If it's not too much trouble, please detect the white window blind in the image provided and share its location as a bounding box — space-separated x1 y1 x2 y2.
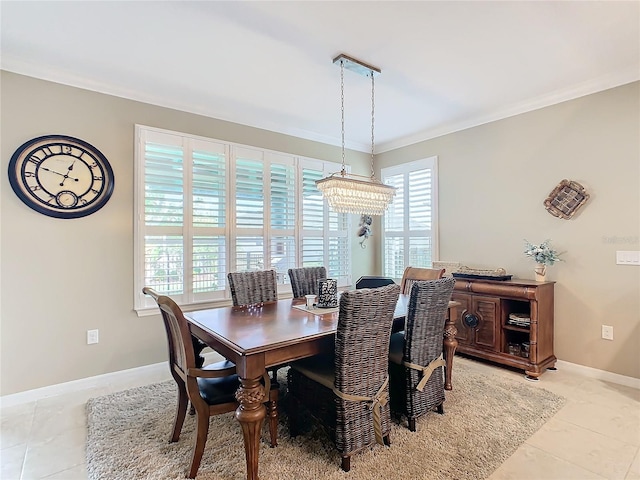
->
134 125 351 312
381 157 438 280
299 159 351 286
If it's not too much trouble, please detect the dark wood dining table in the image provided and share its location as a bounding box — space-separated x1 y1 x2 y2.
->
186 295 459 480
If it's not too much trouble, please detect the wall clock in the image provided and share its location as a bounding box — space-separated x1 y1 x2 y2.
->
8 135 115 219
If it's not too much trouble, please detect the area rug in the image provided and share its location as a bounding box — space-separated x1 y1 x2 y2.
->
86 359 565 480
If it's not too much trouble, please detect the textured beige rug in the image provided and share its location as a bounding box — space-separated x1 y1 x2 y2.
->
86 359 564 480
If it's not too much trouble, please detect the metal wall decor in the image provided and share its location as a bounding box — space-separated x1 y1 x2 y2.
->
543 179 590 219
357 214 372 248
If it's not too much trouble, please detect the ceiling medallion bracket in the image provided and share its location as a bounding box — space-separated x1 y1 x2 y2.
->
332 54 381 78
317 53 395 216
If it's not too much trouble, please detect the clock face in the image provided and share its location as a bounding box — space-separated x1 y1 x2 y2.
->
8 135 115 219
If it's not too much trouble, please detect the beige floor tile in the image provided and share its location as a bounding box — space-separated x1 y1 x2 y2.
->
489 443 607 480
0 403 35 450
21 426 86 480
525 368 586 400
1 442 27 480
555 398 640 446
572 378 640 408
36 387 111 410
41 463 87 480
627 448 640 480
29 399 91 442
527 417 638 479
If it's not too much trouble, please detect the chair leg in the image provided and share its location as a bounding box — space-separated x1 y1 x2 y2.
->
341 455 351 472
436 403 445 415
288 396 300 437
383 434 391 446
187 411 209 479
170 382 188 443
266 390 278 447
408 417 416 432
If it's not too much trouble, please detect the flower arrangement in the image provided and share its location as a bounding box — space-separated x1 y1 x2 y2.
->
524 239 562 266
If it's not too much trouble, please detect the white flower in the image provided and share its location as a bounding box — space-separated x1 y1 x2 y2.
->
524 239 562 266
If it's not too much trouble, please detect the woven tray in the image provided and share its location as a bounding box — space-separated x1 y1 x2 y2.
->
452 273 512 281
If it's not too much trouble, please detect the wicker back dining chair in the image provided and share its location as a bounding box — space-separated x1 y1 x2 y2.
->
388 277 456 432
399 266 445 295
142 287 279 478
287 283 401 472
287 266 327 298
226 268 282 438
227 269 279 306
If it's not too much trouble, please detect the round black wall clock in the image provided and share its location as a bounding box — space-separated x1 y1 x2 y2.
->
8 135 115 219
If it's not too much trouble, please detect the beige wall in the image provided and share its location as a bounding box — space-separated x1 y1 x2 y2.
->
376 81 640 379
2 73 638 395
0 72 373 395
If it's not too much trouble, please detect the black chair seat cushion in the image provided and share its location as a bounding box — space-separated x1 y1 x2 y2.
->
197 360 240 405
289 354 335 390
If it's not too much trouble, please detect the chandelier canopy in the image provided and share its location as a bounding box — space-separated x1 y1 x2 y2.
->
316 54 396 216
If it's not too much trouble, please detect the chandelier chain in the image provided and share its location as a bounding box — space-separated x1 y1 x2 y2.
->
315 54 396 216
370 72 375 180
340 61 346 175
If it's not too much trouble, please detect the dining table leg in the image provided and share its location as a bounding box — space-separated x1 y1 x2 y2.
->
443 304 459 390
235 375 266 480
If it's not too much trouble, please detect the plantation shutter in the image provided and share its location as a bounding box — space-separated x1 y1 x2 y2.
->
382 157 438 279
269 152 296 283
233 146 265 272
142 131 186 304
191 139 227 299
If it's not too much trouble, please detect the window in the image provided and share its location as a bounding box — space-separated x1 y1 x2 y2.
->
381 157 438 279
134 126 351 313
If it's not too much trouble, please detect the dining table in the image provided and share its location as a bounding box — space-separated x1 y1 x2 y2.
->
185 294 460 480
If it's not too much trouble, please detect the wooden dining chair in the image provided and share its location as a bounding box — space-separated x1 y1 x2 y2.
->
142 287 279 478
287 284 401 472
287 266 327 298
387 277 456 432
399 266 445 295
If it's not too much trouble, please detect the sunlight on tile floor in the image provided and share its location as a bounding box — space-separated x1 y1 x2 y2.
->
1 355 638 480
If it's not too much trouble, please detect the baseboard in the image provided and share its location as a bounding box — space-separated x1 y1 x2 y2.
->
0 350 226 409
2 354 637 409
556 359 640 389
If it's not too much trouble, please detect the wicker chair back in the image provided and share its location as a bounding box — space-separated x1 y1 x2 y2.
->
287 266 327 298
227 269 278 306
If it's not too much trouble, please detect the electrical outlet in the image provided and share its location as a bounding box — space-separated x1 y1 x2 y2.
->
601 325 613 341
87 329 99 344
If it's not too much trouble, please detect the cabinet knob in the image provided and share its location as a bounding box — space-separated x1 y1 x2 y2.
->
463 312 479 328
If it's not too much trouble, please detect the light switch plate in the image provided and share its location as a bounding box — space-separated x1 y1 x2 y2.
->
616 251 640 265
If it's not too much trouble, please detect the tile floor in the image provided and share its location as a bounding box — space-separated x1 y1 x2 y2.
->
1 355 639 480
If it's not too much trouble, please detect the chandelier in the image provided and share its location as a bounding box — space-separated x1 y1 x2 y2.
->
316 54 396 216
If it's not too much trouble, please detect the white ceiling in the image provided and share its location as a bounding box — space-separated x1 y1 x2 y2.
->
1 1 638 153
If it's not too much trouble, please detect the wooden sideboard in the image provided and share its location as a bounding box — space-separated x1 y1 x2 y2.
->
451 278 556 380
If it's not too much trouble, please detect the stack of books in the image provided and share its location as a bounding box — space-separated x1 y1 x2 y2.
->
507 312 531 327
